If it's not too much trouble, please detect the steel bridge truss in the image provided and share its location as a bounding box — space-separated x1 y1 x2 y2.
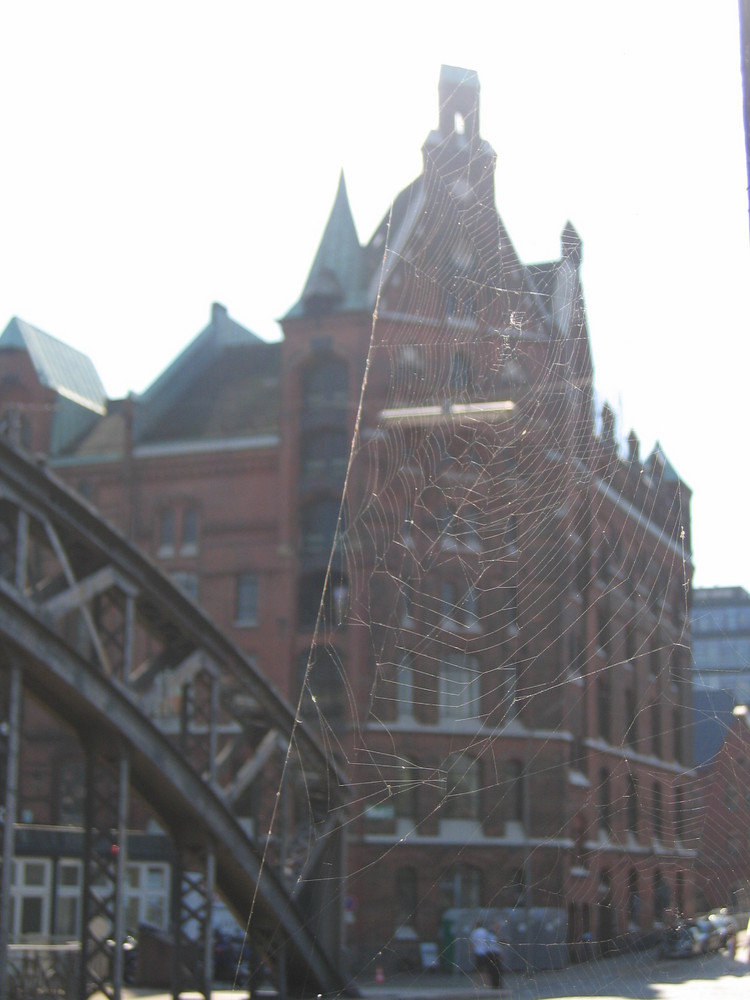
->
0 438 352 1000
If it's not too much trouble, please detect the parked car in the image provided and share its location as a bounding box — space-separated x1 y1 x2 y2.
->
213 930 251 982
688 917 721 954
706 910 737 948
661 924 702 959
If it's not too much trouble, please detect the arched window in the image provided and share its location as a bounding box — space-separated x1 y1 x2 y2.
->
395 866 418 930
675 872 685 914
654 869 670 922
440 864 482 909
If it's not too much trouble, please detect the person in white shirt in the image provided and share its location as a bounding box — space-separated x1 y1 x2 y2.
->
470 919 502 989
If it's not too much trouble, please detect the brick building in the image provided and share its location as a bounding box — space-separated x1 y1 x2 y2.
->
0 66 696 966
693 710 750 912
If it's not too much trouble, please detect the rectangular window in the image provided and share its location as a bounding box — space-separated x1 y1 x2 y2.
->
157 508 175 557
181 507 199 555
235 573 259 626
441 581 458 629
402 578 414 625
55 860 82 939
462 586 480 629
395 867 418 928
649 636 661 677
651 700 662 756
125 862 170 933
507 760 524 822
441 504 481 551
396 653 414 720
9 858 51 940
439 654 481 721
501 664 518 721
444 753 481 819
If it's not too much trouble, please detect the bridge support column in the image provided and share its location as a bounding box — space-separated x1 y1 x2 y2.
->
0 659 22 1000
171 839 216 999
79 738 130 1000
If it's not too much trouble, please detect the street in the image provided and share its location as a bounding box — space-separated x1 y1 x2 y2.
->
122 944 750 1000
356 944 750 1000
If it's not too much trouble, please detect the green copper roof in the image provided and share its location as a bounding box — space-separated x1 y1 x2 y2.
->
285 172 369 318
0 316 106 413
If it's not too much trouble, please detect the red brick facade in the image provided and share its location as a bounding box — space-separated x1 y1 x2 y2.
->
694 715 750 912
0 67 697 967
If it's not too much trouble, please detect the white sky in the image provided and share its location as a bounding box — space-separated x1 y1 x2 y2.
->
1 1 748 593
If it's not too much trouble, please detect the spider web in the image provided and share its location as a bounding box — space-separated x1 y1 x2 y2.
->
288 67 748 995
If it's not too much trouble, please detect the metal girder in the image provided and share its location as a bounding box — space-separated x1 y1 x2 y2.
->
223 728 283 805
0 657 21 1000
80 740 130 1000
171 841 216 999
0 437 353 999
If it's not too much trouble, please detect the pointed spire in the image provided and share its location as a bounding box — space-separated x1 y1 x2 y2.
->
561 221 583 268
290 172 365 318
646 441 681 483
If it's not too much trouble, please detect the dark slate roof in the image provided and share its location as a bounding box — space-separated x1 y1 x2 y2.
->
0 316 106 413
139 340 281 445
285 173 368 319
135 303 265 442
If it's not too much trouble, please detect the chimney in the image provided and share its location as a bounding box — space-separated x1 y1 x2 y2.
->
211 302 228 327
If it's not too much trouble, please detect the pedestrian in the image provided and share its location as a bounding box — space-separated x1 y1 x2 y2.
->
489 920 505 990
470 919 501 990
